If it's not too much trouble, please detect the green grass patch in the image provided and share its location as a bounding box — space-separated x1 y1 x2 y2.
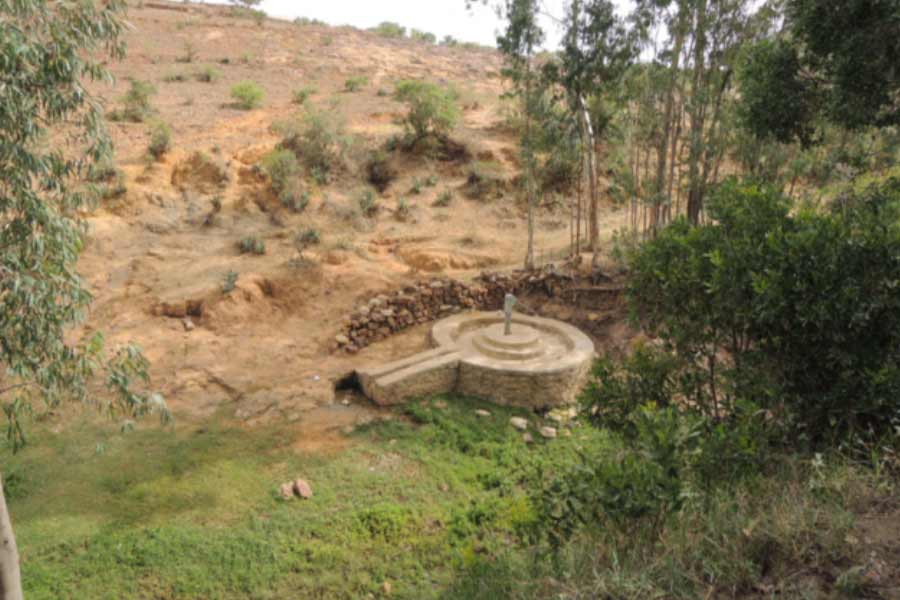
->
4 397 606 599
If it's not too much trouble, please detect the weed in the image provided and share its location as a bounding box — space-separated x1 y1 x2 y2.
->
163 71 188 83
222 270 238 294
292 86 316 105
176 40 197 63
358 189 379 217
109 80 156 123
433 189 453 207
296 228 321 247
195 65 221 83
147 121 172 160
238 236 266 255
344 76 368 93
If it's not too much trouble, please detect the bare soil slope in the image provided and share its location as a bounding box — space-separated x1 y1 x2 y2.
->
81 1 627 437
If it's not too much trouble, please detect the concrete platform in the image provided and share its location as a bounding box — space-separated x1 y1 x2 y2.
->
356 311 596 408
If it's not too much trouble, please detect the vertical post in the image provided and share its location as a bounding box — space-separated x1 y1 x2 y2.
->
503 294 517 336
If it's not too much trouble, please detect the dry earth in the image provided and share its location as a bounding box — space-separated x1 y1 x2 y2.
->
80 1 630 447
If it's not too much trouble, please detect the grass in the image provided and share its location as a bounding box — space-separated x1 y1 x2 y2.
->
3 397 892 599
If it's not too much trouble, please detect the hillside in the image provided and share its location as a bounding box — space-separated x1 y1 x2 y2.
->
81 1 627 439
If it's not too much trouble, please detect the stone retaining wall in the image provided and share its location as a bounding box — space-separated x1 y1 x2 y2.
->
335 270 562 354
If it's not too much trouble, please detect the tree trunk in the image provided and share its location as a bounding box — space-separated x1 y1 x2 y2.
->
0 475 23 600
686 0 708 224
523 62 535 271
578 95 600 266
654 10 687 236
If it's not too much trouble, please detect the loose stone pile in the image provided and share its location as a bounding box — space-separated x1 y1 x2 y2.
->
335 271 530 354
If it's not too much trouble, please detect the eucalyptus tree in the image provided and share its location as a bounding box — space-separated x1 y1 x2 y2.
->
497 0 545 270
0 2 168 597
558 0 635 260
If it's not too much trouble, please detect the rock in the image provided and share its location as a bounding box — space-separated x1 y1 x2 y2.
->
335 334 350 345
434 400 448 409
293 479 313 499
341 398 351 406
382 581 392 595
523 432 534 443
509 417 529 431
539 426 557 439
475 409 491 417
182 317 195 331
587 312 601 322
358 306 371 317
279 482 295 500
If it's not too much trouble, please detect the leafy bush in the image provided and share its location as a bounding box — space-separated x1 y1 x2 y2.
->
260 149 300 195
230 81 264 109
291 86 316 105
296 227 320 246
344 76 368 92
369 22 405 39
110 80 156 122
393 80 460 141
147 121 172 160
627 178 900 443
195 65 221 83
238 236 266 255
410 29 436 44
366 149 396 192
272 108 348 183
222 270 239 294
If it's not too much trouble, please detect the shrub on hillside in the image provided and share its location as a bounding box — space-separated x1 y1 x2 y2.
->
195 65 221 83
230 81 264 109
147 121 172 160
410 29 436 44
260 149 300 194
238 235 266 255
393 80 460 143
292 86 316 105
370 22 405 39
344 76 368 93
272 108 348 184
109 79 156 123
366 150 396 192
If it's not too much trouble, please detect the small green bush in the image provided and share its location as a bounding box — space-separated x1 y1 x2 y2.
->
358 189 379 217
291 86 316 105
195 65 221 83
163 71 188 83
369 22 405 39
238 236 266 255
433 189 452 207
366 150 396 192
393 80 460 141
344 76 369 93
222 270 239 294
410 29 436 44
297 228 320 246
230 81 264 109
410 178 423 195
260 149 300 195
110 80 156 123
272 108 348 183
395 198 412 221
147 121 172 160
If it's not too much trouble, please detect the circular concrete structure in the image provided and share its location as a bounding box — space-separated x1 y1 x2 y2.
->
357 311 596 408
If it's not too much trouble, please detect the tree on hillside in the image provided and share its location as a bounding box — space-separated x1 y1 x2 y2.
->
557 0 635 258
0 2 168 597
497 0 545 270
739 0 900 145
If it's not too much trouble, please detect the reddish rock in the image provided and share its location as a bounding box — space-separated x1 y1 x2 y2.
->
293 479 313 499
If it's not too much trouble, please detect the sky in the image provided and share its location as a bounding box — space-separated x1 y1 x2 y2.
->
198 1 633 50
